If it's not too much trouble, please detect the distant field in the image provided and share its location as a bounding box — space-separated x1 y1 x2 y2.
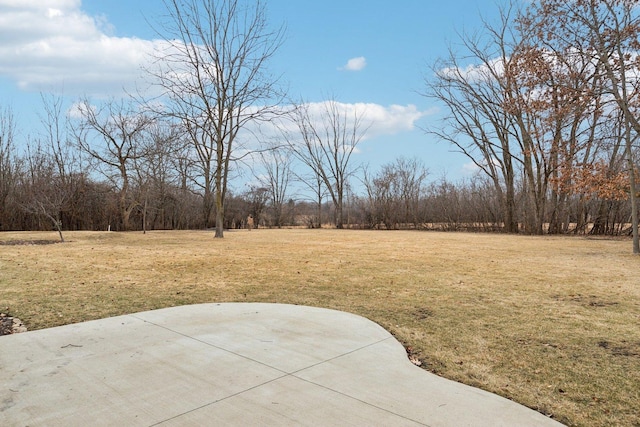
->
1 229 638 426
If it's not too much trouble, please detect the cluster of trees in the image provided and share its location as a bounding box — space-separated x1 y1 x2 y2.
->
1 0 639 253
424 0 640 251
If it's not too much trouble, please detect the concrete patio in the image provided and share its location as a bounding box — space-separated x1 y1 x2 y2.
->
0 303 564 426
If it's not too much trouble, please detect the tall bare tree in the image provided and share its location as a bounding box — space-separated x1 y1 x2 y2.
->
150 0 285 237
73 98 151 231
21 94 86 241
423 7 521 233
285 100 368 229
134 121 185 231
257 145 293 227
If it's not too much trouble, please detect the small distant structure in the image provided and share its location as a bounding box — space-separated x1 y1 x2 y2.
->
247 215 254 231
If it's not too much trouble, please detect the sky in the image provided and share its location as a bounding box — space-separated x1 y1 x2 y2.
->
0 0 508 188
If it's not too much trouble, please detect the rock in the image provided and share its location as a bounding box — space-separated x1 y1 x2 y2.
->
0 313 27 335
12 318 27 333
409 355 422 366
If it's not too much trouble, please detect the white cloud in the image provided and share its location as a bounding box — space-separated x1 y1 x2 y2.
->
266 101 429 143
0 0 161 95
462 161 480 175
47 8 63 18
67 100 95 119
234 101 430 159
461 156 503 176
438 57 505 84
358 103 431 139
340 56 367 71
315 101 430 139
0 0 78 8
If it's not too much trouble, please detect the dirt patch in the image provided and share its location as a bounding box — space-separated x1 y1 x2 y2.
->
553 294 619 308
413 307 434 320
598 340 640 358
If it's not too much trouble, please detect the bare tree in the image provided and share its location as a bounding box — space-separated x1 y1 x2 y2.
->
423 7 521 233
362 157 429 229
257 145 293 227
132 120 185 232
294 169 327 228
285 99 368 229
35 94 85 240
19 142 69 241
149 0 285 237
73 98 151 231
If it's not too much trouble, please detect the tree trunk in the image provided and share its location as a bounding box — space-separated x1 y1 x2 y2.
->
316 181 322 228
625 124 639 253
203 188 214 229
504 168 518 233
119 172 131 231
143 197 147 234
335 200 344 229
214 189 224 238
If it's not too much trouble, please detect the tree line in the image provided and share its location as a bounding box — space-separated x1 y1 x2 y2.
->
1 0 639 252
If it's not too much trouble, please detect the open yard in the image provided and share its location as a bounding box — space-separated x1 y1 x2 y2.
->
0 229 638 426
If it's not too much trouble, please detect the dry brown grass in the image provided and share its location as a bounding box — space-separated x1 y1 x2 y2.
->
1 229 638 426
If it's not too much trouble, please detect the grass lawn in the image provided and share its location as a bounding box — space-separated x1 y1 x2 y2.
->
1 229 638 426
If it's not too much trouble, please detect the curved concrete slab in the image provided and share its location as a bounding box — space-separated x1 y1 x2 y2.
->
0 303 564 426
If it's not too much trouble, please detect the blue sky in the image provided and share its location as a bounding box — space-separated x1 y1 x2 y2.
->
0 0 507 186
